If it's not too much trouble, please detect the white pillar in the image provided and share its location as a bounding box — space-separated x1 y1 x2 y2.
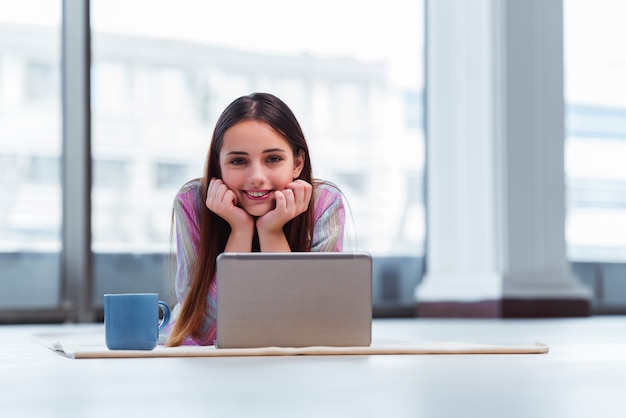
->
415 0 591 315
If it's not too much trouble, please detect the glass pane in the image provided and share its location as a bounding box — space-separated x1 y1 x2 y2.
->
91 0 425 305
564 0 626 262
0 1 62 308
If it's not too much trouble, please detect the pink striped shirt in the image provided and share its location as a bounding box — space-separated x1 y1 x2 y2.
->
160 179 345 345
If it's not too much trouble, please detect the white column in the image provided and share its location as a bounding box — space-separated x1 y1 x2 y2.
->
415 0 591 307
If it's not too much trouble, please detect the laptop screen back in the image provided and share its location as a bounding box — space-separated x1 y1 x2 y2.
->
216 252 372 348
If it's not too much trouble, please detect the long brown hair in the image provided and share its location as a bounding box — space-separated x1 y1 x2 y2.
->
167 93 315 346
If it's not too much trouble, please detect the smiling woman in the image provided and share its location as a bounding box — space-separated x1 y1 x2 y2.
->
164 93 347 346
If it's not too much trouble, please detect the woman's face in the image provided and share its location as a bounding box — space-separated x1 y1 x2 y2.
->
219 120 304 217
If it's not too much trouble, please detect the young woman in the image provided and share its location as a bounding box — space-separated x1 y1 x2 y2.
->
164 93 346 346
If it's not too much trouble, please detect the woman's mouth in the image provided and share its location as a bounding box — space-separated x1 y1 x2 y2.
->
244 190 272 200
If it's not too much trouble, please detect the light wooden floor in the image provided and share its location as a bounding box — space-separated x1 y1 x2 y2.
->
1 317 625 417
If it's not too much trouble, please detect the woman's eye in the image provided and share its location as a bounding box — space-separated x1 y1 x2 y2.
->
267 156 283 163
230 158 246 166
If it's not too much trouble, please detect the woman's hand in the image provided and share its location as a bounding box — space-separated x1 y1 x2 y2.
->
256 179 313 235
206 178 253 230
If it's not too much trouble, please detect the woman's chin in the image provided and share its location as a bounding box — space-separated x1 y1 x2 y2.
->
242 205 272 218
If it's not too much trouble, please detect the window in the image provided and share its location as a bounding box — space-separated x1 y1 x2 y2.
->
92 61 131 113
25 61 58 102
28 155 60 185
565 0 626 312
91 0 426 312
0 0 424 318
564 0 626 261
0 0 62 310
155 162 189 189
405 91 423 130
93 159 128 188
330 81 370 137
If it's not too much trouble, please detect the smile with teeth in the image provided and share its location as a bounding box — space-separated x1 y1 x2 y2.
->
245 190 272 199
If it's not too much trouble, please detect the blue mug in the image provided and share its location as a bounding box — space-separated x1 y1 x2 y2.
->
104 293 171 350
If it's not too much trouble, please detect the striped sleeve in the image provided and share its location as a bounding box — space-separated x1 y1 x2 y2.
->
171 179 217 346
173 180 203 305
311 181 345 252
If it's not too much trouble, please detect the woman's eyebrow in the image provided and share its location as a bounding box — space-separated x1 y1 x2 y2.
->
262 148 288 153
225 148 287 155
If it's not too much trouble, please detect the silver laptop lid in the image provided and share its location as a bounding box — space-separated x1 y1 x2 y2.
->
216 252 372 348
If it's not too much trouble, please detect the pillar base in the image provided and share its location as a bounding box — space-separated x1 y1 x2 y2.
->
416 300 501 318
501 298 591 317
416 298 591 318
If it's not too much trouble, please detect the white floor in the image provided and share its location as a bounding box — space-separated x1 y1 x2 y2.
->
1 317 625 418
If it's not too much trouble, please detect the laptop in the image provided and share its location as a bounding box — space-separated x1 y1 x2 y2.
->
216 252 372 348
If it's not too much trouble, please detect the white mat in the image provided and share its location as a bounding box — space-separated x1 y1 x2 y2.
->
33 331 549 359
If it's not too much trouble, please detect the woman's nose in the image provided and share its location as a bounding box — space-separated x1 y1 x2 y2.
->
248 162 267 185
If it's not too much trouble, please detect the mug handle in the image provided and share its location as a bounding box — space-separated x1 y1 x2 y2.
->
158 301 171 333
